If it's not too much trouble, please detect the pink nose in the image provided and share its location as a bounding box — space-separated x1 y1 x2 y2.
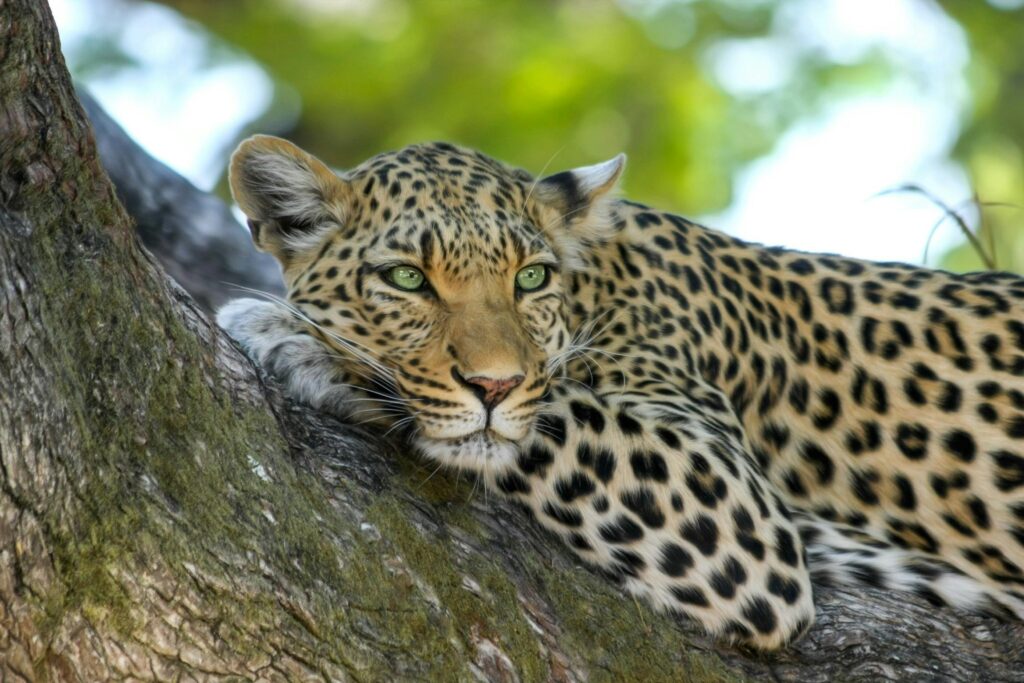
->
453 369 525 408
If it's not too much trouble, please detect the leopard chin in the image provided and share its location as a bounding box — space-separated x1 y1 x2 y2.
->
414 430 520 472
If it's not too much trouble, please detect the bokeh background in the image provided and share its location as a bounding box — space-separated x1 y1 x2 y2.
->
53 0 1024 272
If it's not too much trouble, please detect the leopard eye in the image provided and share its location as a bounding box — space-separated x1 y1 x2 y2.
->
386 265 425 291
515 264 548 292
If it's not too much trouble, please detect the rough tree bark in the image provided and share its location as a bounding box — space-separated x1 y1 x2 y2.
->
1 2 1022 681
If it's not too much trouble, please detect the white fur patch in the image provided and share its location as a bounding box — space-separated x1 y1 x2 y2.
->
249 153 328 220
217 298 356 415
240 151 347 257
416 432 519 471
574 153 626 195
798 513 1024 619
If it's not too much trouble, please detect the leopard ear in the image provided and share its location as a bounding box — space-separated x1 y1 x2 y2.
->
534 154 626 265
229 135 351 267
536 154 625 220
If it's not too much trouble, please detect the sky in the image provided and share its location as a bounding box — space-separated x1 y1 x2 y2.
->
51 0 974 266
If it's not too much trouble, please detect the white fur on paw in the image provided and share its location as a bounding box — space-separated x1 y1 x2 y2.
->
216 298 297 358
216 297 357 417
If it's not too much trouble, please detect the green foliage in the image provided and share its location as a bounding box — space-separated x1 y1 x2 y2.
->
937 1 1024 273
77 0 1024 271
154 0 854 212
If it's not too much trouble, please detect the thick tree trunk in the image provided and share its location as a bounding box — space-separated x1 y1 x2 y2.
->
1 2 1022 681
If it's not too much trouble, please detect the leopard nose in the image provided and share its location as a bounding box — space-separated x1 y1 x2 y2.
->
452 368 525 409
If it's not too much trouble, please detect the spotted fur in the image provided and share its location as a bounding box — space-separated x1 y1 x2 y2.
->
218 135 1024 649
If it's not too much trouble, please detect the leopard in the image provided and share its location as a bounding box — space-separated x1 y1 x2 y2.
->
216 134 1024 650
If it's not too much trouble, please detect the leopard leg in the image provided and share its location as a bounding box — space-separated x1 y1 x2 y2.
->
488 379 816 650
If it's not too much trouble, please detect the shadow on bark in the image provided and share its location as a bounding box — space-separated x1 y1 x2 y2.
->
1 2 1022 680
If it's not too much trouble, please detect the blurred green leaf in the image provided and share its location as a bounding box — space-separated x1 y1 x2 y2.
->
75 0 1024 272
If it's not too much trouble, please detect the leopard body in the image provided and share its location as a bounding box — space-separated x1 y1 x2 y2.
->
218 136 1024 648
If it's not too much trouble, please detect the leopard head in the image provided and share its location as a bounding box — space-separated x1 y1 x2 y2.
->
229 136 624 470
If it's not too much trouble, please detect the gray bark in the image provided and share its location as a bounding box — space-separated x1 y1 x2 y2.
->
1 2 1022 680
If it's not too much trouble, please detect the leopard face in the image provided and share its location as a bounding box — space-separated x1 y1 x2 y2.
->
229 136 623 469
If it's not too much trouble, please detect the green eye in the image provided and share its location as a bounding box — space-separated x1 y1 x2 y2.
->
515 264 548 291
386 265 425 291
